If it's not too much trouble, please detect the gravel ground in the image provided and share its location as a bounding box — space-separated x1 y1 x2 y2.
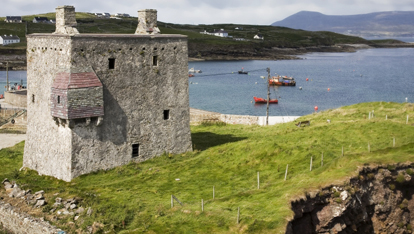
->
0 134 26 150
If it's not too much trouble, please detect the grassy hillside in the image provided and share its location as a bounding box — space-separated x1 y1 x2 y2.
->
0 12 376 57
1 102 414 233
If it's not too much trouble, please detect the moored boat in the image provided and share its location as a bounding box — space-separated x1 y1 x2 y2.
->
238 67 248 74
189 67 202 73
253 96 278 104
269 75 296 86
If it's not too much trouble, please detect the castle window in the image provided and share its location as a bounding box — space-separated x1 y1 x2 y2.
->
132 144 140 157
153 56 158 66
31 94 35 103
163 110 170 120
108 58 115 69
57 95 61 104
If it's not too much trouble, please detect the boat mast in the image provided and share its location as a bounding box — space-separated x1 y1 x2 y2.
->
266 68 270 126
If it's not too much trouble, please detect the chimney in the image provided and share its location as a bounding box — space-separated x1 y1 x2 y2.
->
135 9 160 35
54 5 79 35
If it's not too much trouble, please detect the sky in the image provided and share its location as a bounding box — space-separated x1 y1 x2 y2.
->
2 0 414 25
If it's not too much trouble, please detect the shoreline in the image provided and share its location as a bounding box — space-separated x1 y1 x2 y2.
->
2 43 414 71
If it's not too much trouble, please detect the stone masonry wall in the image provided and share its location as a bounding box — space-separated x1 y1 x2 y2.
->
24 35 74 181
0 201 61 234
68 35 192 178
3 91 27 108
24 33 192 181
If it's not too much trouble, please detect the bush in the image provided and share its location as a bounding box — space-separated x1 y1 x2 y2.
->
396 173 405 183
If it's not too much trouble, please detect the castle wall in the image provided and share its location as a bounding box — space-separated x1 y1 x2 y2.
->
24 35 75 181
69 35 192 178
24 33 192 181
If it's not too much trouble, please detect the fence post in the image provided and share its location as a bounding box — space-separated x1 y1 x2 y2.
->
171 195 174 208
368 142 370 152
202 199 204 212
310 157 313 171
407 115 409 124
321 152 324 166
393 137 395 147
237 207 240 224
213 186 215 200
284 164 288 181
257 172 260 189
342 146 344 156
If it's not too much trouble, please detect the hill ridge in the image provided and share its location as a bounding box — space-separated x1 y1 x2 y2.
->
272 11 414 37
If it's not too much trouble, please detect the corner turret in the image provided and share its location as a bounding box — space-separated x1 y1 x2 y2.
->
54 5 79 35
135 9 160 35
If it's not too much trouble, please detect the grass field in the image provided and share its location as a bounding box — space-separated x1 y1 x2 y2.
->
1 102 414 233
0 11 379 56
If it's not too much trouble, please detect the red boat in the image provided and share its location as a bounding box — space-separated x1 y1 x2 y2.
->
269 76 296 86
253 96 278 104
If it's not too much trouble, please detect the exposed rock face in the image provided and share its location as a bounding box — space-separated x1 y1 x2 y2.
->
286 164 414 234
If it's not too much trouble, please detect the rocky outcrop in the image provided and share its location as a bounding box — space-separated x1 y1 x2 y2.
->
286 164 414 234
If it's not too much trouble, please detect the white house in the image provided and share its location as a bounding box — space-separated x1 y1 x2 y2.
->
115 13 130 17
5 16 22 23
213 29 228 37
33 17 49 23
0 35 20 46
254 34 264 40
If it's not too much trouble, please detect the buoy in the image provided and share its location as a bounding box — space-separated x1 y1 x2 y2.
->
299 87 302 90
306 78 309 81
314 106 318 112
327 88 330 92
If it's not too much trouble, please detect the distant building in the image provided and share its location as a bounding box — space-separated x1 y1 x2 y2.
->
199 29 229 38
0 35 20 45
33 17 49 23
94 13 110 18
213 29 228 37
115 13 130 17
5 16 22 23
254 34 264 40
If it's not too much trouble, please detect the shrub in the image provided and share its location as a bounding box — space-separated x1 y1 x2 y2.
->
396 173 405 184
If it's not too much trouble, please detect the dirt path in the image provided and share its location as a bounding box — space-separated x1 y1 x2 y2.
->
0 134 26 150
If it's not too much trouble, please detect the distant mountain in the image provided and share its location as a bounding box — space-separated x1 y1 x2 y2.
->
271 11 414 37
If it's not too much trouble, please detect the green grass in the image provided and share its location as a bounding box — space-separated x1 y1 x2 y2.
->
1 11 379 56
1 102 414 233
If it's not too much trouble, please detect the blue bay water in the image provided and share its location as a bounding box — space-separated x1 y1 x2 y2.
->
189 48 414 116
0 71 27 95
1 48 413 117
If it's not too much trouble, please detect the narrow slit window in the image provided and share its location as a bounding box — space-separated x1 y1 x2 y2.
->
32 94 35 103
132 144 140 157
108 58 115 69
163 110 170 120
153 56 158 66
57 95 60 104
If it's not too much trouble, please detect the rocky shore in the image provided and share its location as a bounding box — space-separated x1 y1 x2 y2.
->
2 43 413 70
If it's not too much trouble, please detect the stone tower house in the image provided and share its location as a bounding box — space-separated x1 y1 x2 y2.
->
24 6 192 181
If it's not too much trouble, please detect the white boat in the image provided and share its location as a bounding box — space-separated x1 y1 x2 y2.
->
189 67 202 73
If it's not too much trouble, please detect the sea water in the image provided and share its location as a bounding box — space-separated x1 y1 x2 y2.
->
0 70 27 96
189 48 414 116
1 48 413 116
